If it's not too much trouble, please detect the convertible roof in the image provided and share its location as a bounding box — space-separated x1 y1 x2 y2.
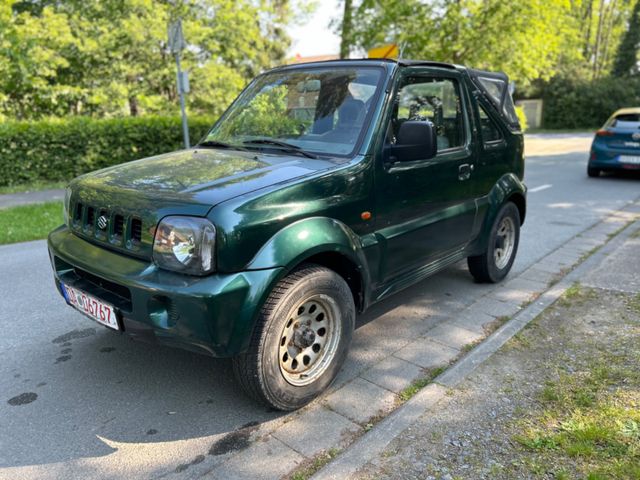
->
273 57 509 76
272 58 462 72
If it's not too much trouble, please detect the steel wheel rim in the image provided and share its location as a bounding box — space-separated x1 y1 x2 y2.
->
494 216 516 270
278 294 341 387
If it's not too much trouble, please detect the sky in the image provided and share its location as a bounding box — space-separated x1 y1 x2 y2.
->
287 0 342 58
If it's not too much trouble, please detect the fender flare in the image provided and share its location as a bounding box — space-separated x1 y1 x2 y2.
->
473 173 527 253
489 173 526 221
231 217 371 353
246 216 370 274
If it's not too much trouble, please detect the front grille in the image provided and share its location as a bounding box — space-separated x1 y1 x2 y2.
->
86 206 96 228
54 256 133 312
71 201 146 251
74 267 132 304
74 203 83 223
113 215 124 237
131 218 142 242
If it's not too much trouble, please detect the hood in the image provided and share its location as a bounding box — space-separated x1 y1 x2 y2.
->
68 148 338 259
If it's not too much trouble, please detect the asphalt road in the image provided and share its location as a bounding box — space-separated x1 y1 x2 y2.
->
1 134 639 479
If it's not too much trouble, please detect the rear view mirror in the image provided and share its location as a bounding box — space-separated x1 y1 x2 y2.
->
296 79 321 93
385 121 437 164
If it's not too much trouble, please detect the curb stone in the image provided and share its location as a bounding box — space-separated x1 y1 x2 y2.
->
309 203 640 480
0 188 65 208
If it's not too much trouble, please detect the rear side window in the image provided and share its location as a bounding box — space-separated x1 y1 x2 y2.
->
608 113 640 129
478 104 503 143
470 71 520 131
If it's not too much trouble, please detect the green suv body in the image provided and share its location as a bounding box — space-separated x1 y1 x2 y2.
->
48 59 526 410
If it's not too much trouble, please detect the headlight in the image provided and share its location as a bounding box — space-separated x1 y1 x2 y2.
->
63 187 72 226
153 216 216 275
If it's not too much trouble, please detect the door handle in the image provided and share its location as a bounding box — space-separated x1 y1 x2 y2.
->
458 163 473 181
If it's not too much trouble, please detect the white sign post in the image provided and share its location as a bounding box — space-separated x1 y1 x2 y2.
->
168 19 190 149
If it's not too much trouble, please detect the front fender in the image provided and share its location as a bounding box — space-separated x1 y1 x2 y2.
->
246 216 369 275
232 217 371 353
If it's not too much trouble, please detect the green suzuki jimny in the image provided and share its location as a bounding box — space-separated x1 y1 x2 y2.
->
48 59 526 410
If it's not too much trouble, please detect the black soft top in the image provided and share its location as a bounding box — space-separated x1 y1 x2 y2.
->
269 59 521 131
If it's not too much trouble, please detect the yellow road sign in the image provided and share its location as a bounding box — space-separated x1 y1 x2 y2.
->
368 44 399 59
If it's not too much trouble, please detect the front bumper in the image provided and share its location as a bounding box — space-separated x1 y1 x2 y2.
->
48 226 283 357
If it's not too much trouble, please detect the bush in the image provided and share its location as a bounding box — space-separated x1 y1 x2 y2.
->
0 116 216 187
542 76 640 129
515 106 528 132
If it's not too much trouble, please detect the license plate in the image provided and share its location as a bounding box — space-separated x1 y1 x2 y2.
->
61 283 119 330
619 155 640 164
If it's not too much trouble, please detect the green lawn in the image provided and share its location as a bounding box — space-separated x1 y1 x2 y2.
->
0 201 63 245
514 287 640 479
0 180 68 195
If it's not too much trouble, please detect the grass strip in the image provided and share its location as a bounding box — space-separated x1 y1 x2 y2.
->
0 201 63 245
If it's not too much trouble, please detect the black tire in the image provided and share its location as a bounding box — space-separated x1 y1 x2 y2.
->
232 264 355 411
587 166 601 177
468 202 520 283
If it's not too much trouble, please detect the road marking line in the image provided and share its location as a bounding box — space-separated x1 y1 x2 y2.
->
529 184 552 193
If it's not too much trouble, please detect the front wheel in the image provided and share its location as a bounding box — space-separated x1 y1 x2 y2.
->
232 264 355 411
468 202 520 283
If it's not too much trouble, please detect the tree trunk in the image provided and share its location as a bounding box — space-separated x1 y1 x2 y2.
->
340 0 353 59
128 96 139 117
583 0 594 59
592 0 606 78
597 0 618 76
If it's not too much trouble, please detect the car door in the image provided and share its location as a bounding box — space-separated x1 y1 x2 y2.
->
374 68 478 283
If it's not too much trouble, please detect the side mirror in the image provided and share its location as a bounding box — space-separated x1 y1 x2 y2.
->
385 121 437 164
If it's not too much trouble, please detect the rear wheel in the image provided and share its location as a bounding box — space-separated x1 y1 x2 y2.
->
232 264 355 411
468 202 520 283
587 166 601 177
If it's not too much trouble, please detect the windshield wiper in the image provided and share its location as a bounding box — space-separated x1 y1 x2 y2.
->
196 140 249 151
242 139 318 159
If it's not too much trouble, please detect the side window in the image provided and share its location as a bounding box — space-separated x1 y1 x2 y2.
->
389 77 466 151
478 104 503 143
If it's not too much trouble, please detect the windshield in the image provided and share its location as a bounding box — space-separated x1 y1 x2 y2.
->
203 66 384 156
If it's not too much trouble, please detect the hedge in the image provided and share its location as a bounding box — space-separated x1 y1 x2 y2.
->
0 115 216 187
542 76 640 129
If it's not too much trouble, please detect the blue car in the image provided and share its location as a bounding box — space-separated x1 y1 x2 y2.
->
588 108 640 177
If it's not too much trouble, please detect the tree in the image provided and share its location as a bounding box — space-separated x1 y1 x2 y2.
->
613 0 640 76
347 0 579 87
343 0 636 87
0 0 296 119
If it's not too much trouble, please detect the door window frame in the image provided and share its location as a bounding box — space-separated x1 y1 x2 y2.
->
474 97 507 151
382 67 473 167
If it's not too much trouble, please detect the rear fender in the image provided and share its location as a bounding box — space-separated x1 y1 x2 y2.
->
470 173 526 255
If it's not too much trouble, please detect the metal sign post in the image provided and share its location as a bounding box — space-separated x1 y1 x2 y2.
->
168 19 190 149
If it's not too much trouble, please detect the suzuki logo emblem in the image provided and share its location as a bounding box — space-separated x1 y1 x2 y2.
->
97 215 108 230
632 132 640 141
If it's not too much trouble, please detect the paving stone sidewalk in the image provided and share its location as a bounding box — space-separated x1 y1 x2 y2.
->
0 189 65 209
154 200 640 480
